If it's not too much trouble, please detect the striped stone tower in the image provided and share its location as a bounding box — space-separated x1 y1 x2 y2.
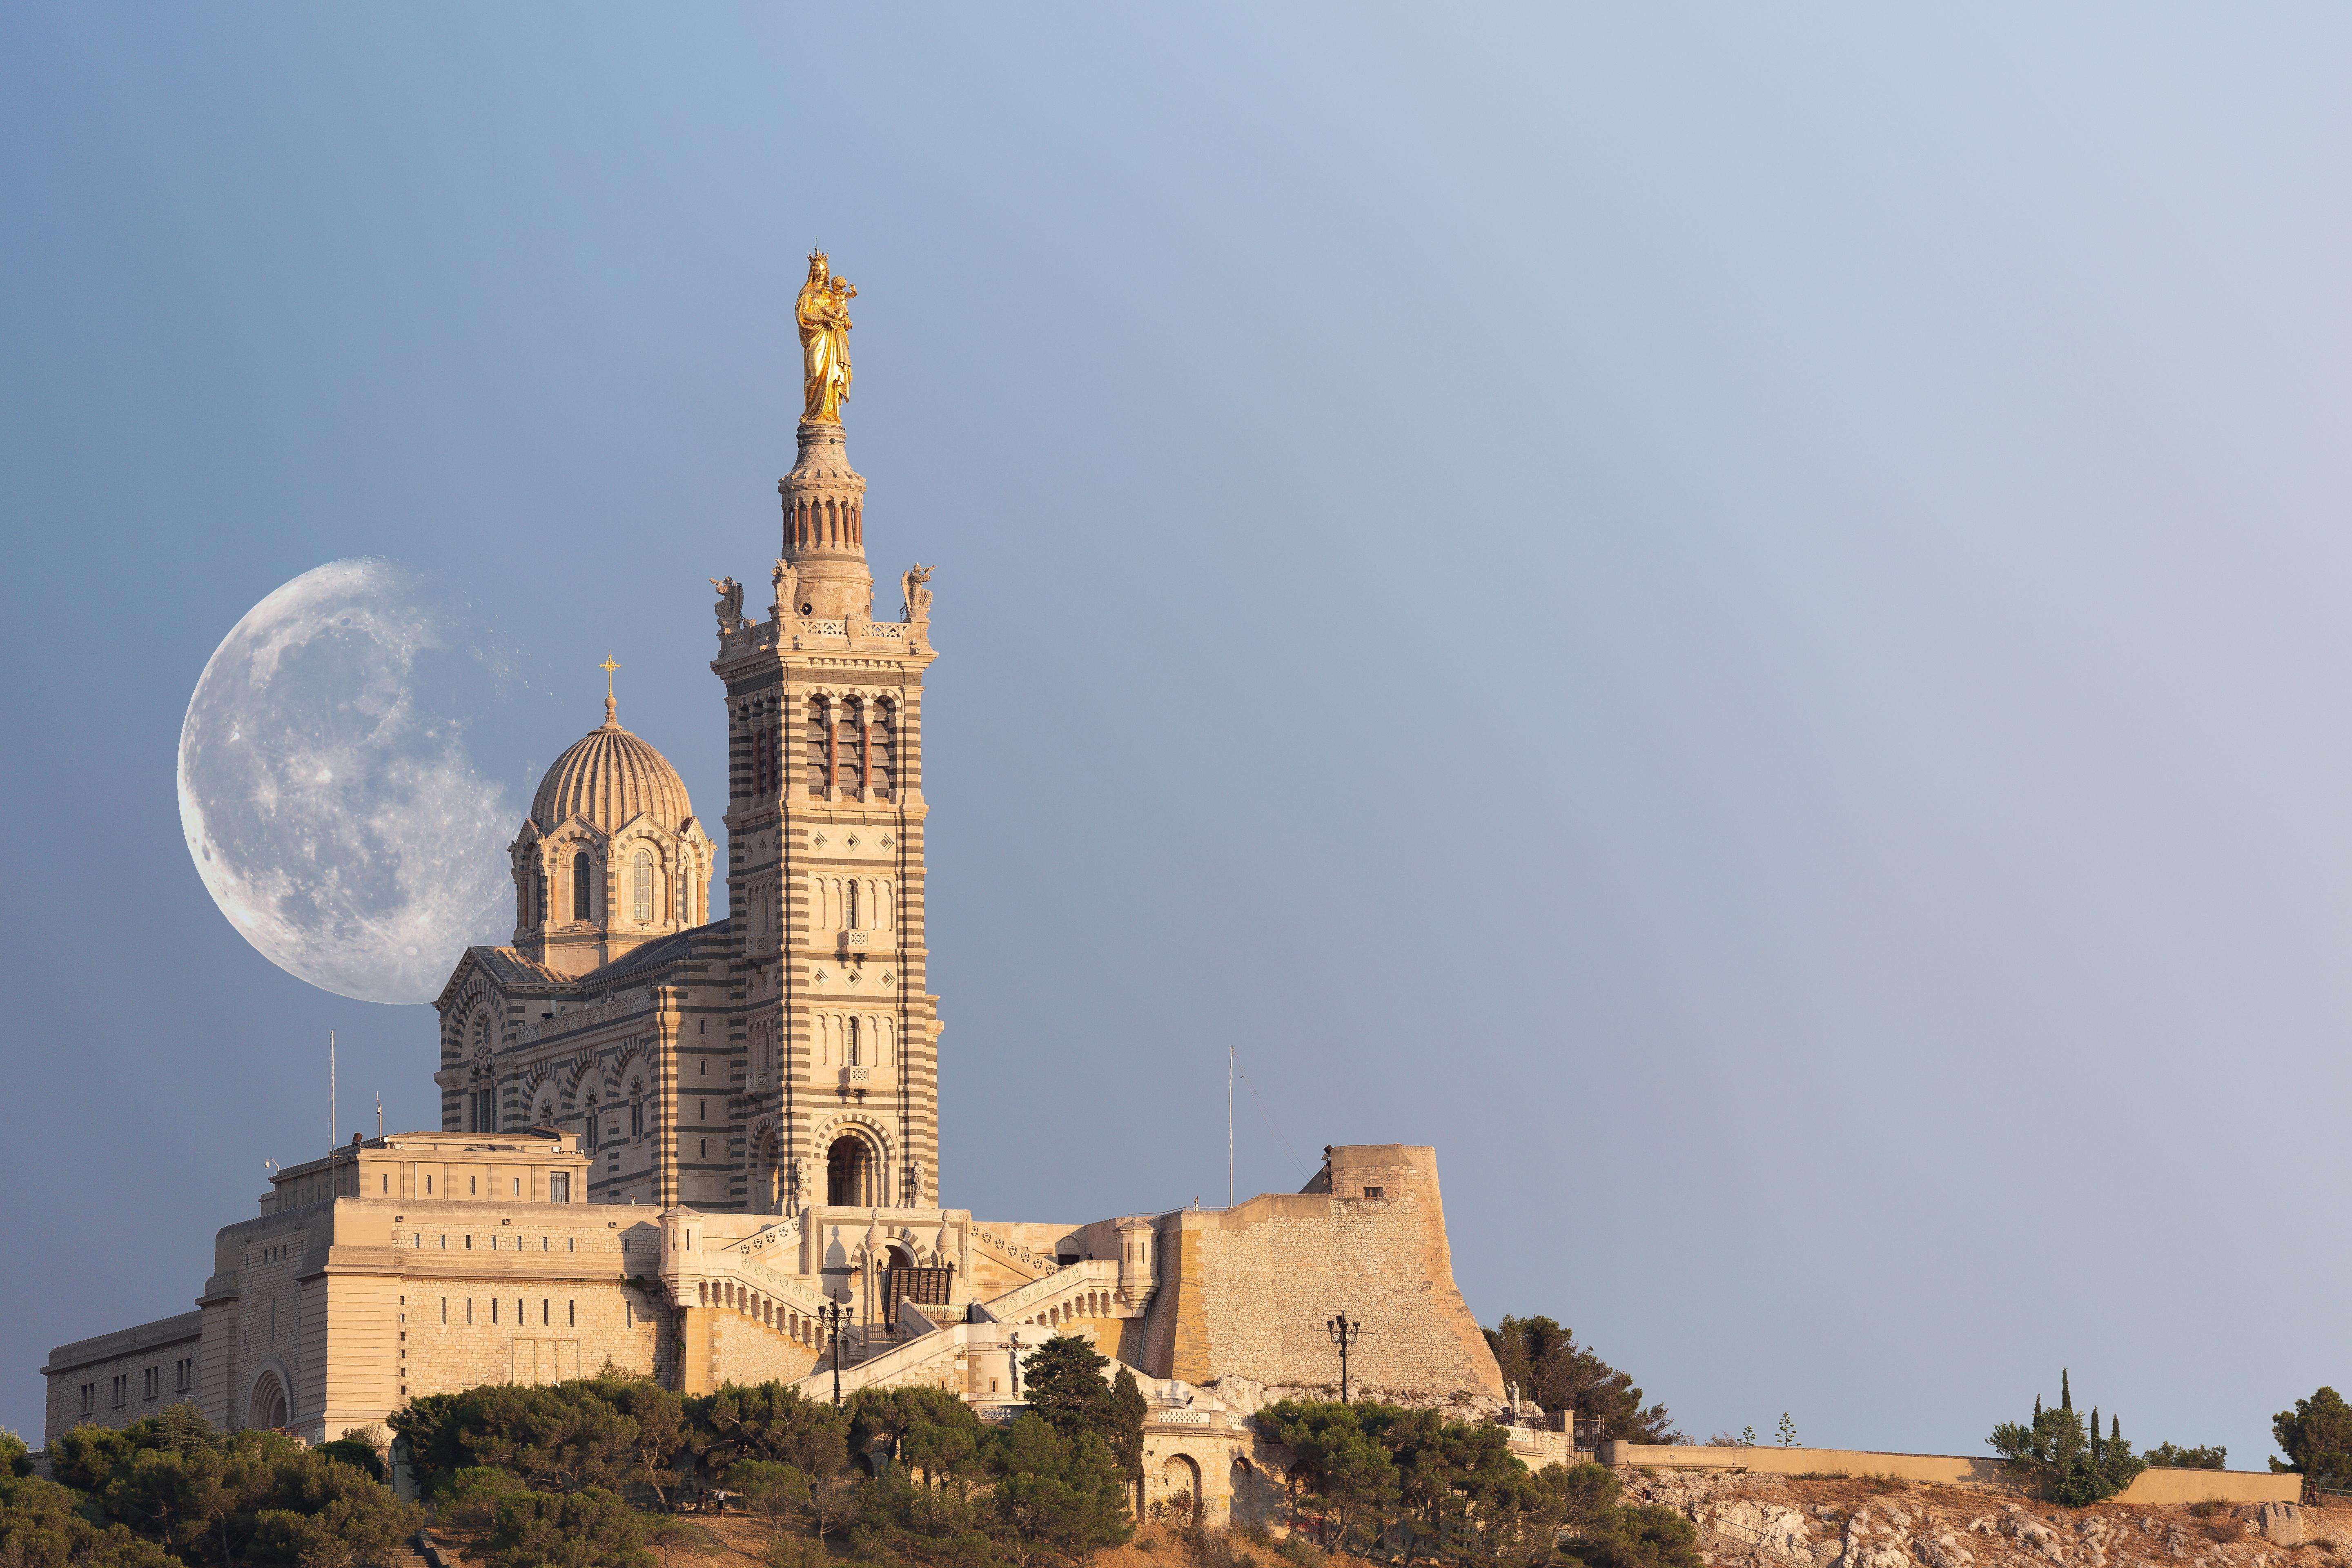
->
710 410 942 1217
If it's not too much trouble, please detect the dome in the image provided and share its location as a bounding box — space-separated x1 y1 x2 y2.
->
530 696 694 835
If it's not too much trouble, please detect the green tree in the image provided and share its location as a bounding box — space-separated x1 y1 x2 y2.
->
1989 1375 2143 1506
689 1382 849 1491
722 1461 808 1540
2144 1441 2226 1470
2271 1387 2352 1485
0 1429 33 1479
1108 1368 1148 1517
1257 1401 1399 1556
314 1428 386 1482
488 1488 653 1568
1483 1317 1677 1443
986 1415 1131 1568
1566 1503 1701 1568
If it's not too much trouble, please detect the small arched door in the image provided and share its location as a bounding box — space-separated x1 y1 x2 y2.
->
826 1134 875 1206
248 1370 290 1430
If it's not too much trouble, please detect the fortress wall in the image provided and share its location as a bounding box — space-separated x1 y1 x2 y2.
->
1141 1145 1504 1403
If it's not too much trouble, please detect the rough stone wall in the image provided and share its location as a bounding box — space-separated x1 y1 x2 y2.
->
706 1310 821 1386
1138 1145 1503 1403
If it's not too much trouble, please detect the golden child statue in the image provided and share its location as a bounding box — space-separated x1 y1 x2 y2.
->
796 251 856 423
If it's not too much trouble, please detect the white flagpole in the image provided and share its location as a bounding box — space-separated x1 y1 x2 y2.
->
330 1031 336 1149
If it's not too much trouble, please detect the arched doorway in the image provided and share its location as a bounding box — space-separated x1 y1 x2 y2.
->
1155 1453 1201 1524
826 1134 876 1206
247 1370 289 1430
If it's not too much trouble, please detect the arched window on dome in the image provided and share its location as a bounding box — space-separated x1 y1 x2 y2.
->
572 853 592 920
632 851 653 922
535 869 548 925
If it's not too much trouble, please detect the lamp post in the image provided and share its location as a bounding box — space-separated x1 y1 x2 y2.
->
819 1298 858 1406
1327 1311 1363 1403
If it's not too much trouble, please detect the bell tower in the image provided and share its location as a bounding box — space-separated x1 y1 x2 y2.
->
710 265 941 1217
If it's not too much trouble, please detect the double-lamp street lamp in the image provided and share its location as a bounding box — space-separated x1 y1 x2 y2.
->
1327 1310 1363 1403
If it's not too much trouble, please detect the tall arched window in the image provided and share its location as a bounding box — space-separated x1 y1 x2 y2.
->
535 870 548 924
848 1016 861 1067
632 851 653 921
584 1099 599 1152
572 853 592 920
846 879 860 930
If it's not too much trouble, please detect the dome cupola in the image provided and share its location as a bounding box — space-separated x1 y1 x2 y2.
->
509 679 713 978
530 691 695 836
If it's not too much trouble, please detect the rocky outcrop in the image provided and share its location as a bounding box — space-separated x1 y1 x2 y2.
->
1609 1468 2341 1568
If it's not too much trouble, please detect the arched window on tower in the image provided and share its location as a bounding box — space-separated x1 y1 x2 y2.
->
632 851 653 922
848 1016 861 1067
572 853 593 920
846 879 860 931
535 869 548 924
868 707 894 802
584 1099 599 1152
807 699 830 797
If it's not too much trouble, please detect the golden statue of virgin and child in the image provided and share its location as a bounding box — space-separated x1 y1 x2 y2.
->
797 251 856 423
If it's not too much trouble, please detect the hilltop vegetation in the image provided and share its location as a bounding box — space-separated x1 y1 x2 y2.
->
2 1334 1688 1568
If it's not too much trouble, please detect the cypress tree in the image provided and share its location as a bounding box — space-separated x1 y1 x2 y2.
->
2035 1394 2043 1421
2111 1415 2121 1443
2061 1369 2072 1411
2091 1407 2101 1462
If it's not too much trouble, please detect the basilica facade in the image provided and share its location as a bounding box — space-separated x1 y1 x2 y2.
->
42 288 1522 1521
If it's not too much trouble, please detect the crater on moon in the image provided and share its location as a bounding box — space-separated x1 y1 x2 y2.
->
177 559 528 1005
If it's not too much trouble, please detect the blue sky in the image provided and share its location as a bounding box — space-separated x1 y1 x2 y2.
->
5 5 2350 1462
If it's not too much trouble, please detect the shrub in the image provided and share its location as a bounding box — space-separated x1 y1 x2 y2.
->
438 1466 531 1531
1988 1373 2144 1505
2146 1442 2227 1471
1565 1503 1702 1568
489 1487 652 1568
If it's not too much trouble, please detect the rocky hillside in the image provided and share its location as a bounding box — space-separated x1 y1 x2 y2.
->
1616 1468 2343 1568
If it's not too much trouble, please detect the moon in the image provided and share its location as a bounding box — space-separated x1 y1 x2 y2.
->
177 559 519 1006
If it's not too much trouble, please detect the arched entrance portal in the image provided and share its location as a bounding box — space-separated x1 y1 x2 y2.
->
826 1134 878 1206
247 1371 289 1430
1156 1454 1201 1523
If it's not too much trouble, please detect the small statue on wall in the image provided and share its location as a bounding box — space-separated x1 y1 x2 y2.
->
771 558 797 621
790 1154 808 1213
901 563 933 624
709 576 746 632
905 1158 925 1209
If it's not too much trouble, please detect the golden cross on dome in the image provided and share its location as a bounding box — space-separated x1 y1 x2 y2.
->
600 653 621 725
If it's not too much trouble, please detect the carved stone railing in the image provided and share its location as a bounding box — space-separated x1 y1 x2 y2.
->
979 1260 1129 1324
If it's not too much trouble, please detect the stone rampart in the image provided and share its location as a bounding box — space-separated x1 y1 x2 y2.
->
1137 1145 1503 1403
